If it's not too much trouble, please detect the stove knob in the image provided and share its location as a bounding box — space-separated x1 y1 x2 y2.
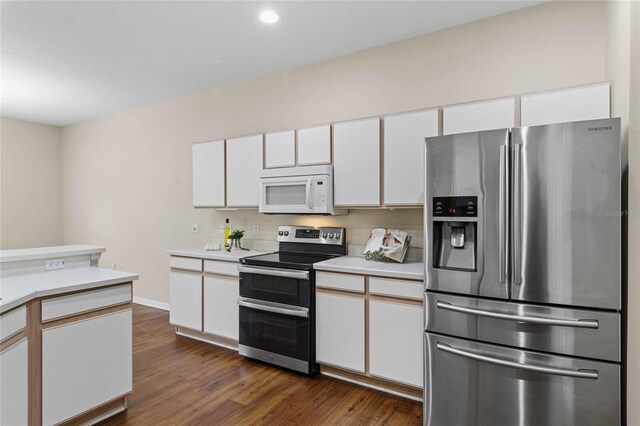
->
278 231 283 236
322 233 328 238
284 231 289 236
328 233 334 239
336 233 341 240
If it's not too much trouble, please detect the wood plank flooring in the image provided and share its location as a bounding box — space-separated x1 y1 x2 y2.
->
99 304 422 425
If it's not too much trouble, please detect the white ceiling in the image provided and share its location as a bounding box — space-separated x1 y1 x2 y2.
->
1 1 542 126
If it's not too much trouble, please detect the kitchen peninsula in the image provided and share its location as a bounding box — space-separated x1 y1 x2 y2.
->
0 245 138 426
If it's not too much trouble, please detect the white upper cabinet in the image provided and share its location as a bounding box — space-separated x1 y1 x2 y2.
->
384 109 438 205
333 118 380 206
297 125 331 165
226 134 263 207
521 83 610 127
443 98 515 135
265 130 295 168
192 140 225 207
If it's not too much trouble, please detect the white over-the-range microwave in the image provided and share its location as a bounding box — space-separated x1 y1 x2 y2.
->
259 165 347 215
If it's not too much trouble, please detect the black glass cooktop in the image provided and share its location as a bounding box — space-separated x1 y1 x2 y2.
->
240 252 337 271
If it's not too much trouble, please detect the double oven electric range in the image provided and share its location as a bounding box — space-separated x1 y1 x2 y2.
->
238 225 346 375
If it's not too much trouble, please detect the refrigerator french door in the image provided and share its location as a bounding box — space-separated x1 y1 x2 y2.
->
424 118 622 426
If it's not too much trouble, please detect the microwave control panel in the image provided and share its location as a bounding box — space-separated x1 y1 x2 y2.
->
313 178 327 208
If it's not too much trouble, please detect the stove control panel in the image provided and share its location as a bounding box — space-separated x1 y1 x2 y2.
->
277 226 345 246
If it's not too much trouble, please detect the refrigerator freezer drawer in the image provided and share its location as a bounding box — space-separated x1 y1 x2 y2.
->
425 293 621 362
425 333 620 426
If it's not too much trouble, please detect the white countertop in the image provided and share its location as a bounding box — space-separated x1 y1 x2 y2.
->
167 247 270 262
0 245 106 263
314 256 424 280
0 267 138 313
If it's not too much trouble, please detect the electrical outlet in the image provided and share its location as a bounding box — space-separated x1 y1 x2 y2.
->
192 223 199 233
45 259 65 271
252 224 260 236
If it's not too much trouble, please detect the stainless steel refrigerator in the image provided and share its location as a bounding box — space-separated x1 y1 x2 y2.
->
423 118 622 425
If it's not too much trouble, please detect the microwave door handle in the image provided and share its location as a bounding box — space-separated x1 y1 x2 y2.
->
306 179 313 209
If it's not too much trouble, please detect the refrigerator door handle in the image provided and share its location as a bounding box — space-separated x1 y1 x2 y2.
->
512 144 523 284
436 342 599 379
436 301 599 328
499 145 508 283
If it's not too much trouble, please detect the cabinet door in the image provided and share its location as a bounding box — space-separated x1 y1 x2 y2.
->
443 98 514 135
42 310 132 426
0 338 28 426
192 140 225 207
265 130 295 168
333 118 380 206
316 292 365 372
203 275 239 340
384 110 438 205
297 125 331 165
369 300 423 387
226 134 263 207
169 270 202 330
521 83 610 127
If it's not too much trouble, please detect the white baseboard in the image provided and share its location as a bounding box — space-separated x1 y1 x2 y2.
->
133 296 169 311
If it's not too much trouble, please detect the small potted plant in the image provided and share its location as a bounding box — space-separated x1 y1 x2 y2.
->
227 229 249 252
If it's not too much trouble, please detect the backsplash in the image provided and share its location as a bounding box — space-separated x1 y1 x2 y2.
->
203 208 424 260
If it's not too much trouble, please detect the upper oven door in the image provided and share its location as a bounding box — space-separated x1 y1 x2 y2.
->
238 265 311 307
259 176 315 214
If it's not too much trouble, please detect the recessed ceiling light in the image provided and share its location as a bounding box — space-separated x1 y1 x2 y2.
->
259 10 279 24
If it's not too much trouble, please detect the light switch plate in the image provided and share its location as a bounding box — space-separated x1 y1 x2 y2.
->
45 259 65 271
192 223 199 233
252 224 260 236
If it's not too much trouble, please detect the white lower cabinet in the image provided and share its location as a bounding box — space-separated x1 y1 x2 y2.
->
0 338 29 426
42 309 132 426
316 292 365 373
369 300 423 387
203 275 239 340
169 270 202 330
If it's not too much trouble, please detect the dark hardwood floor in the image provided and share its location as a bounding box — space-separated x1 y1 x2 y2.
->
99 304 422 425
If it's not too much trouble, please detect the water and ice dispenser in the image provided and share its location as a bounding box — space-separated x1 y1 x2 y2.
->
432 196 477 272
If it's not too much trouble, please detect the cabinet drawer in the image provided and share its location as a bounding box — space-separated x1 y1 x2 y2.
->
170 256 202 272
369 277 423 301
42 284 132 322
0 305 27 341
316 272 364 293
204 260 239 277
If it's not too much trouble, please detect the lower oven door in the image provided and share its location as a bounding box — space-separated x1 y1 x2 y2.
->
425 333 621 426
238 298 312 373
238 265 311 307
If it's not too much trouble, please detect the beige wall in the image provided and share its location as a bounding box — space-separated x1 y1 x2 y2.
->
61 1 607 306
608 1 640 423
0 117 63 249
604 1 640 423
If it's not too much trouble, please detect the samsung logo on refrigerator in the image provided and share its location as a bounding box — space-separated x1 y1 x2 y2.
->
588 126 612 131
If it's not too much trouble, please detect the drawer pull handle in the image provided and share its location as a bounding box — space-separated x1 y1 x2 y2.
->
436 301 599 329
436 342 599 379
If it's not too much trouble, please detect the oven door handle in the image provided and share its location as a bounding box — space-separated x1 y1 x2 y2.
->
237 298 309 318
238 265 310 280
